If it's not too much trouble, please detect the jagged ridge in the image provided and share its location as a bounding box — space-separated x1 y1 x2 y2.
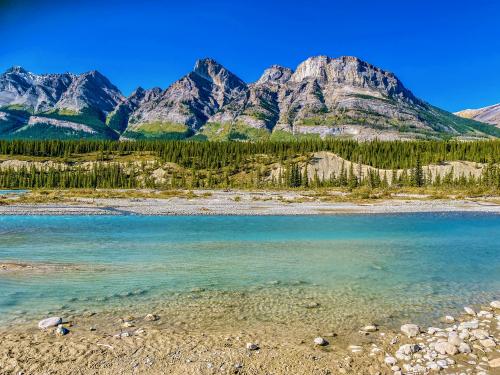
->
1 57 498 141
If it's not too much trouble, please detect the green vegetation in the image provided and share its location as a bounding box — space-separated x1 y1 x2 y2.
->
198 122 270 141
0 139 498 191
123 122 194 140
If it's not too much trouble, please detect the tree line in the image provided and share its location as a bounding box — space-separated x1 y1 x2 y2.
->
0 139 498 169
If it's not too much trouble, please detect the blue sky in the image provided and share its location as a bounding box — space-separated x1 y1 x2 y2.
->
1 0 499 112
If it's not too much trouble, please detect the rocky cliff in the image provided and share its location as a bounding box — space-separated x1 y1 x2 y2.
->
1 57 498 140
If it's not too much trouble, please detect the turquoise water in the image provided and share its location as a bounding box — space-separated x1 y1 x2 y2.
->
0 190 28 195
0 213 499 327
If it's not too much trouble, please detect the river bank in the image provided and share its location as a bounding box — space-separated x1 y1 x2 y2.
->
0 189 499 215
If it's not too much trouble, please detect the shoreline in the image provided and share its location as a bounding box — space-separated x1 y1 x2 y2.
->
1 296 498 374
0 190 499 216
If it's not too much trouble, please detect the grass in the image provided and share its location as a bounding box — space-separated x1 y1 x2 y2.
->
123 122 194 140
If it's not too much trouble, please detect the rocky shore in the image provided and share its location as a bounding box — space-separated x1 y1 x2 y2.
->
0 190 499 215
0 300 498 374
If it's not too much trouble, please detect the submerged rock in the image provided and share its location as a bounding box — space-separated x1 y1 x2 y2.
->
38 317 62 330
361 324 378 332
464 306 476 316
144 313 159 321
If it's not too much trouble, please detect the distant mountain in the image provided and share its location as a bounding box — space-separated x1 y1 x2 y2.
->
455 103 500 128
1 58 499 140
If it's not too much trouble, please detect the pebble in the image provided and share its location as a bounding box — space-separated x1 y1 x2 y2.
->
400 324 420 338
458 342 471 353
489 358 500 367
471 329 489 340
246 342 259 350
314 337 328 346
490 300 500 309
464 306 476 316
55 325 69 336
38 317 62 330
384 356 397 366
434 342 458 355
479 338 496 348
444 315 455 323
361 324 378 332
144 314 159 321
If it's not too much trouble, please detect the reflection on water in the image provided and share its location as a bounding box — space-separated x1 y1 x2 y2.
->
0 213 499 328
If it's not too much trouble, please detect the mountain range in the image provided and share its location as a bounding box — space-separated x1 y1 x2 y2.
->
1 57 498 141
455 103 500 128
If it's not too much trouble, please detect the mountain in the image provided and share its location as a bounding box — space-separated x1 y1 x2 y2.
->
1 58 498 141
0 66 123 139
455 103 500 128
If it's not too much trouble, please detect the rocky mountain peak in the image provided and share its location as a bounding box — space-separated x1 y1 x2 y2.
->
256 65 293 85
193 58 246 91
291 55 331 82
5 66 29 75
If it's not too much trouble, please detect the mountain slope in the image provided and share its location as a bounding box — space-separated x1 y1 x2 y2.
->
0 67 124 139
121 58 248 139
1 58 498 140
456 103 500 128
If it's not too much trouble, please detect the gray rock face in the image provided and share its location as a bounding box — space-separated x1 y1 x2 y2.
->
0 66 123 114
456 103 500 127
1 58 497 140
128 58 247 130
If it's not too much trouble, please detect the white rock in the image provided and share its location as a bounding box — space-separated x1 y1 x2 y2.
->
144 313 159 321
362 324 378 332
246 342 259 350
477 311 493 319
471 329 489 340
401 324 420 337
458 320 479 330
434 341 458 355
314 337 328 346
398 344 421 355
458 342 471 353
464 306 476 316
436 359 448 368
489 357 500 368
428 327 442 335
448 332 463 346
55 325 69 336
38 317 62 330
490 300 500 309
479 338 496 348
444 315 455 323
384 356 397 366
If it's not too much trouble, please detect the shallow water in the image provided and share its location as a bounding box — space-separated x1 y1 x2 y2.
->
0 189 28 195
0 213 499 329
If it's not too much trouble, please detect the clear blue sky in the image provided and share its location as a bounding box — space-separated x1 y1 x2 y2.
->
1 0 499 112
